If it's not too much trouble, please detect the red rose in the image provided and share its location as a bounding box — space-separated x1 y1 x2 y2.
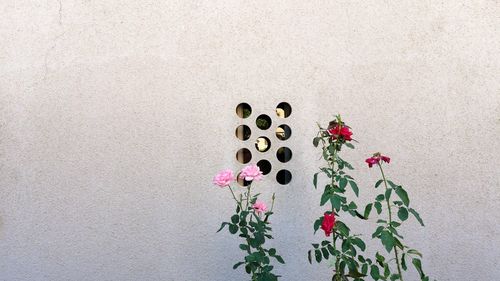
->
365 157 380 168
365 154 390 168
327 125 353 141
321 212 336 237
381 155 390 163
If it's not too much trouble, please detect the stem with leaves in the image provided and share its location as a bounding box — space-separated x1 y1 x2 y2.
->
309 115 372 281
365 153 434 281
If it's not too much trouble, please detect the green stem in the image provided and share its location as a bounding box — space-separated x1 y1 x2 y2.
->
228 186 241 209
246 184 252 210
329 138 341 278
379 164 404 281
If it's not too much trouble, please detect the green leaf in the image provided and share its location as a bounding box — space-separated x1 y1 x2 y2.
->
375 180 384 188
315 249 322 263
349 181 359 197
345 142 355 149
409 208 425 226
398 207 409 221
380 231 394 253
320 190 331 206
239 244 249 251
407 249 423 258
401 253 407 270
313 173 319 189
375 194 385 201
385 188 392 200
216 222 229 233
395 187 410 206
364 203 373 219
308 250 312 264
372 225 384 238
331 194 343 211
313 137 321 147
351 237 366 251
269 248 276 256
275 255 285 264
339 178 348 189
412 258 425 278
229 224 238 234
370 265 380 280
231 215 239 224
348 201 357 210
335 221 350 236
374 202 382 214
233 261 245 269
387 180 397 188
313 218 322 234
321 247 329 259
375 252 385 265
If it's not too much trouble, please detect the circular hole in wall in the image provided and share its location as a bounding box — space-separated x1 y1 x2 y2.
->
275 124 292 140
276 147 292 163
235 125 251 141
276 102 292 118
236 148 252 164
276 169 292 185
255 137 271 152
256 114 272 130
256 159 272 175
237 172 251 187
236 103 252 119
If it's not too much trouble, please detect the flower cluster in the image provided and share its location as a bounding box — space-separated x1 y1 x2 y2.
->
365 153 390 168
211 164 283 280
212 164 263 187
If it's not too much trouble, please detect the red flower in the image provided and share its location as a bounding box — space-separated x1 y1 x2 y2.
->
365 157 380 168
381 155 390 163
365 153 391 168
327 125 353 141
321 212 336 237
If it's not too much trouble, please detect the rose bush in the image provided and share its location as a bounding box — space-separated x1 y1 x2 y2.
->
212 164 284 281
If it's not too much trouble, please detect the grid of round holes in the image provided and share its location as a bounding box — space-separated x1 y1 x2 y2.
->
235 102 293 186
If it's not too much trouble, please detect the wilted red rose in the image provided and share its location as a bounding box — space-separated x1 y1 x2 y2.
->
321 212 336 237
327 125 353 141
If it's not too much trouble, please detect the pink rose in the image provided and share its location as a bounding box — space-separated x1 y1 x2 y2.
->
239 164 263 182
252 201 267 214
212 169 234 187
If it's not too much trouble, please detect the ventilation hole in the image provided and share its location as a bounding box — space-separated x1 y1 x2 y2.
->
236 148 252 164
275 124 292 141
255 137 271 152
276 147 292 163
236 103 252 119
257 159 272 175
276 169 292 185
237 172 251 186
235 125 251 141
256 114 272 130
276 102 292 118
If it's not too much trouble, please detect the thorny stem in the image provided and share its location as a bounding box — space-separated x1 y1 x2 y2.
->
379 163 404 281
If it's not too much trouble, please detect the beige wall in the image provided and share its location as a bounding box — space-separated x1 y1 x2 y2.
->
1 1 499 280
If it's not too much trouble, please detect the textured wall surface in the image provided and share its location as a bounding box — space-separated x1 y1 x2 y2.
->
1 1 499 281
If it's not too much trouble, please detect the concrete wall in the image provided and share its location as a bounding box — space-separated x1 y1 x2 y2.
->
1 1 499 280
